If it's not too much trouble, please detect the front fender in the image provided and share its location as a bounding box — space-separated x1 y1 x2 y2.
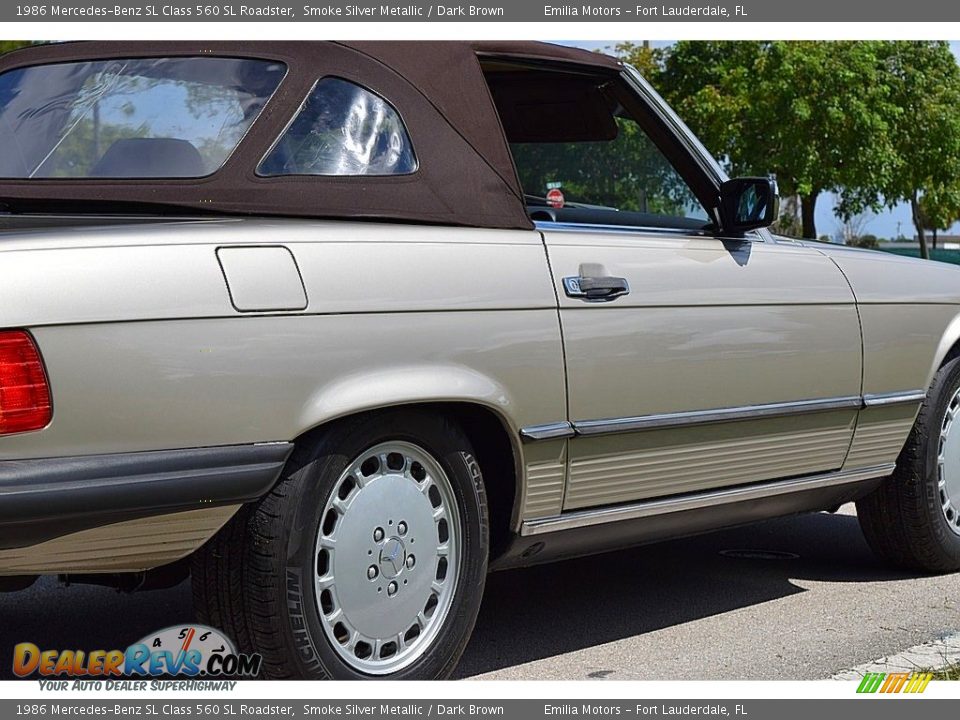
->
930 310 960 387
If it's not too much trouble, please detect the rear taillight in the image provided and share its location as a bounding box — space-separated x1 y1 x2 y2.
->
0 331 52 435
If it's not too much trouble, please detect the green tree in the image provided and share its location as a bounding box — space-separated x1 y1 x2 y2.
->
610 41 664 81
0 41 37 56
658 41 900 239
917 182 960 251
875 42 960 259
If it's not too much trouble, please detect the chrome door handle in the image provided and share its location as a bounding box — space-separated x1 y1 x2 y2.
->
563 275 631 302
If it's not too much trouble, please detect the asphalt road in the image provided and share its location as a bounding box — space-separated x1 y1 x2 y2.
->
2 504 959 681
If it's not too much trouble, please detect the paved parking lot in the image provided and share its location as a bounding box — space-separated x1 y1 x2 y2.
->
2 505 959 680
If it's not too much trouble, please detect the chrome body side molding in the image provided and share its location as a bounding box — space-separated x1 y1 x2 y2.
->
519 422 575 442
520 463 895 537
520 392 927 441
574 396 862 436
862 390 928 407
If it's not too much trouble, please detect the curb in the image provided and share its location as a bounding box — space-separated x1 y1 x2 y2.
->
832 632 960 680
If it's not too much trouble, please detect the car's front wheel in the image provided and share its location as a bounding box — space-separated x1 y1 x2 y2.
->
193 409 488 679
857 356 960 573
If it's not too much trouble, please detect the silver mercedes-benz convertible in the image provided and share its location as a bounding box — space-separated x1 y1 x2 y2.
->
1 40 959 679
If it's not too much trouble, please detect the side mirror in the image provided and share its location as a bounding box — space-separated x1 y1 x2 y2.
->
718 177 780 235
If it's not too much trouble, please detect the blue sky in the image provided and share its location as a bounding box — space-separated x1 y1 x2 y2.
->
565 40 960 239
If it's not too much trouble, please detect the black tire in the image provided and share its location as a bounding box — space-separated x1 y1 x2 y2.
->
191 504 257 656
192 408 488 679
857 356 960 573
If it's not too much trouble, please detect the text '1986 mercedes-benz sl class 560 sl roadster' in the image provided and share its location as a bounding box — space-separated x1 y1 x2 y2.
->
1 40 959 679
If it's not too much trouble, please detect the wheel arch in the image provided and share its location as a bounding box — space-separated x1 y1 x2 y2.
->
931 310 960 383
291 395 526 562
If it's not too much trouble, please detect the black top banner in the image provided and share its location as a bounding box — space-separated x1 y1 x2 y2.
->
3 0 956 22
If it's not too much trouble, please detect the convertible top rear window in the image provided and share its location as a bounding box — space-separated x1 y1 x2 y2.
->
0 57 285 179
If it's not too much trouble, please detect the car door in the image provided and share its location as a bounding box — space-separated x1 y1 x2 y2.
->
545 228 862 510
491 63 863 512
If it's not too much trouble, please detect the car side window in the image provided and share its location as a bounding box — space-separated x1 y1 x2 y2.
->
512 116 711 229
485 68 711 231
258 77 417 177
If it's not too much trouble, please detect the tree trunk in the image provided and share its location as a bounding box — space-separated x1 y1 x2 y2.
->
911 193 930 260
800 192 818 239
933 227 939 250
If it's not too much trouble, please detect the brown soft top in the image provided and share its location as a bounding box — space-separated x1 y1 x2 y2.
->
0 41 622 230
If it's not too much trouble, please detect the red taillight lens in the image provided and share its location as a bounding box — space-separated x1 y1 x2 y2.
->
0 331 52 435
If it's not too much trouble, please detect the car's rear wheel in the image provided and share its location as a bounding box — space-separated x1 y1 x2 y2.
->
193 409 488 679
857 356 960 572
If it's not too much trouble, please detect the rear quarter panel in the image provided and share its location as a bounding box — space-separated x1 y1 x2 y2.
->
0 220 566 465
